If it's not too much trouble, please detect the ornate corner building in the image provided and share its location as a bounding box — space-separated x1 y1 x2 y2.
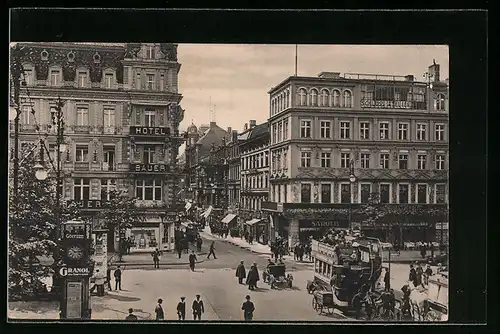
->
262 63 449 249
9 42 185 253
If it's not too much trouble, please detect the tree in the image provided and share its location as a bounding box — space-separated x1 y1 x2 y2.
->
98 188 145 261
8 144 82 300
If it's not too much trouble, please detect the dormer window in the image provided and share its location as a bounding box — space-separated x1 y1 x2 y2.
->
22 66 34 86
78 71 88 88
146 45 155 59
105 73 114 89
50 69 61 86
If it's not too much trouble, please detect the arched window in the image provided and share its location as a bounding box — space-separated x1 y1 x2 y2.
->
320 89 330 107
298 88 307 106
310 89 318 106
333 89 341 107
436 93 446 111
343 90 352 108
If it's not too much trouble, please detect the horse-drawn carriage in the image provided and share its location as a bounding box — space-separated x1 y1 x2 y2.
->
263 265 293 289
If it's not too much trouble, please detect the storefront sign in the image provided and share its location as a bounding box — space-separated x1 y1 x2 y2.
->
59 267 91 277
63 223 90 239
360 99 413 109
130 126 170 136
66 281 83 319
132 163 171 173
299 220 349 229
69 200 102 209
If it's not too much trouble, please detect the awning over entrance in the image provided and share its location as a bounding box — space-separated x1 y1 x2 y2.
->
201 205 214 218
221 214 237 224
245 218 262 226
185 202 192 212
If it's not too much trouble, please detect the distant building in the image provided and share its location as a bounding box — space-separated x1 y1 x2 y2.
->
262 63 449 249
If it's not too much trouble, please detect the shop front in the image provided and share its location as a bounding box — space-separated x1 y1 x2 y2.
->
125 215 176 253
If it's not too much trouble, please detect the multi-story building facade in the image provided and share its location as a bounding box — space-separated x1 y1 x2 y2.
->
262 62 449 249
10 42 185 253
226 130 241 213
239 121 270 245
184 121 229 222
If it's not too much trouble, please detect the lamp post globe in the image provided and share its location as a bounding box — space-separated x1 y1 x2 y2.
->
34 165 49 181
9 106 17 121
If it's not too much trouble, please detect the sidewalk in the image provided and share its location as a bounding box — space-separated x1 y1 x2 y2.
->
199 227 312 263
109 244 208 266
382 250 431 264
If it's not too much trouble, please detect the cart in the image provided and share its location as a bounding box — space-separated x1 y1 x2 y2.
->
311 290 335 315
264 265 293 289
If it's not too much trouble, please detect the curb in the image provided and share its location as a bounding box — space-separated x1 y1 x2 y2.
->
110 260 205 266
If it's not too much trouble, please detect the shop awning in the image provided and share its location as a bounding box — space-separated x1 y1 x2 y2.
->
221 214 237 224
245 218 262 226
201 206 214 218
185 202 192 211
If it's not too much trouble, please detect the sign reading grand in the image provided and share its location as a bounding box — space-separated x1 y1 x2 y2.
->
132 163 171 173
130 126 170 136
360 99 413 109
299 220 349 229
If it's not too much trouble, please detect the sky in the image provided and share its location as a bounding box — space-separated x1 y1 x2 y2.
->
177 44 449 133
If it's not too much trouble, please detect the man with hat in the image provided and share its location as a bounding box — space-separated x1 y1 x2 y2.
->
192 294 204 320
126 308 138 320
155 298 164 321
177 296 186 320
241 295 255 321
236 260 247 284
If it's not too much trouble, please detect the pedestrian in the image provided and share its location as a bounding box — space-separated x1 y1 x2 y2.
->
416 262 424 287
196 237 203 252
106 267 112 291
248 234 253 245
189 250 197 271
384 269 390 291
246 263 260 290
152 248 160 269
207 241 217 259
176 242 183 259
298 244 304 262
236 260 246 284
273 246 279 262
244 230 249 242
409 264 417 287
183 238 189 254
241 295 255 321
155 298 164 321
177 296 186 320
94 269 105 296
126 308 138 320
114 265 122 291
293 244 299 261
192 294 204 320
127 238 132 254
352 289 363 320
420 242 427 259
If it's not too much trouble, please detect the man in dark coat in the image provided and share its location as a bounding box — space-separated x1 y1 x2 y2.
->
189 250 197 272
114 266 122 291
207 241 217 259
177 296 186 320
126 308 138 320
106 267 112 291
241 295 255 321
196 237 203 252
192 295 204 320
246 263 260 290
384 269 391 291
352 289 363 320
236 261 246 284
176 242 183 259
415 262 424 287
408 264 417 287
152 249 160 269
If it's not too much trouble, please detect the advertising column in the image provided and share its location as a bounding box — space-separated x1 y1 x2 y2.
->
288 218 300 251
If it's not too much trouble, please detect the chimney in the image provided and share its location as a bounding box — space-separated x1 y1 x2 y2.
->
227 127 232 134
318 72 341 79
404 75 414 82
210 121 217 128
428 60 440 83
249 120 256 128
243 123 248 131
232 130 238 142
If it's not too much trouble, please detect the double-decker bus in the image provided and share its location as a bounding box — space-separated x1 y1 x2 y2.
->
310 236 384 310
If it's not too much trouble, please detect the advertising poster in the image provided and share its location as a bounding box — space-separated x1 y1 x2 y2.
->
91 232 107 278
66 281 82 319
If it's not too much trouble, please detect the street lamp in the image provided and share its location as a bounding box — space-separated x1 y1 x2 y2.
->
348 159 356 232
